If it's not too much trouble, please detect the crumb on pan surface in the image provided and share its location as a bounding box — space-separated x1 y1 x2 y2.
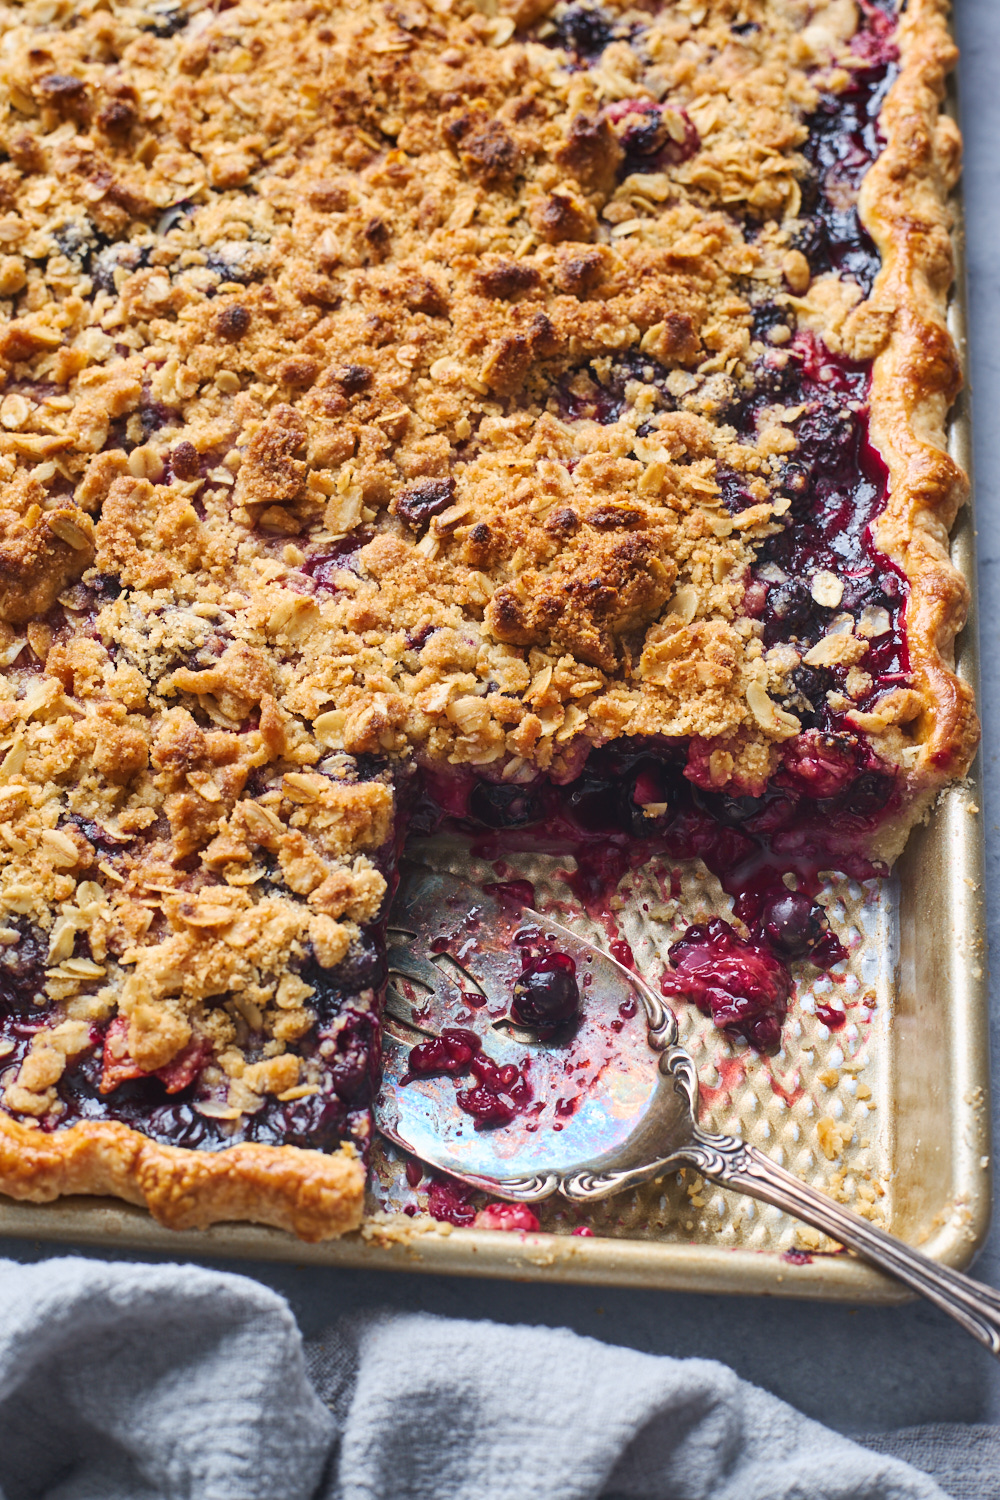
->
0 0 974 1238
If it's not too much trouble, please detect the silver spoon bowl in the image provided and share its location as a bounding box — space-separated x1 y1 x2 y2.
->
379 863 1000 1356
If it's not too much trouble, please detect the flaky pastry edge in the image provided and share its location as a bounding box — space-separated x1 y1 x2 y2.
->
861 0 979 803
0 1108 365 1240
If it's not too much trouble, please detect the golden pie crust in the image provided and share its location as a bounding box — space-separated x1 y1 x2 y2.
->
0 1107 364 1238
862 2 975 799
0 0 976 1239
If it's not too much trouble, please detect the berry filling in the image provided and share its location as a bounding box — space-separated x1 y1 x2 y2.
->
400 1022 532 1129
99 1018 210 1097
426 1177 477 1226
796 38 897 297
421 732 882 1052
815 1002 848 1032
454 1085 518 1128
605 98 700 173
36 968 385 1155
0 764 408 1157
0 923 51 1015
660 918 792 1054
299 534 371 594
422 1176 540 1232
543 3 633 64
473 1203 541 1233
732 342 907 733
402 1027 481 1081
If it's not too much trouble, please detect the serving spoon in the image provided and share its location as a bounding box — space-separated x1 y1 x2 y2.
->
378 863 1000 1357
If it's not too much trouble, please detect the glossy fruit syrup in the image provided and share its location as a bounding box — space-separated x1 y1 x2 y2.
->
422 1177 541 1232
402 1025 533 1129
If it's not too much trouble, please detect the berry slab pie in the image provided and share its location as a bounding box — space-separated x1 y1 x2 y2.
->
0 0 975 1240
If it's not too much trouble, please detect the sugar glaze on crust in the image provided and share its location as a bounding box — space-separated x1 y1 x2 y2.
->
0 0 975 1238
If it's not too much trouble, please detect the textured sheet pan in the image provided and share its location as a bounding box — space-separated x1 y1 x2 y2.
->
0 117 987 1311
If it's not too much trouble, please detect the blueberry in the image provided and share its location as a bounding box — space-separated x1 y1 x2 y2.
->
707 791 767 827
511 953 579 1030
794 409 851 471
0 922 50 1013
554 351 677 428
767 579 821 638
300 938 385 1011
204 244 255 284
267 1089 349 1152
760 891 826 960
133 399 177 444
717 467 757 512
141 0 190 37
619 113 667 157
836 771 893 817
144 1103 218 1150
551 3 616 59
469 781 542 829
92 242 150 296
566 775 618 832
751 302 791 343
790 664 831 723
779 462 810 498
53 219 97 264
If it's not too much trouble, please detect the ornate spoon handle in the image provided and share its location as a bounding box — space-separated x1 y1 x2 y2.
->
686 1131 1000 1356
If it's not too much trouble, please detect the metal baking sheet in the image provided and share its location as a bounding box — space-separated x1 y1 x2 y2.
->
0 108 987 1311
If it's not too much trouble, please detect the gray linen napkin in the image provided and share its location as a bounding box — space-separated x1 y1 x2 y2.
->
0 1255 975 1500
857 1427 1000 1500
0 1257 334 1500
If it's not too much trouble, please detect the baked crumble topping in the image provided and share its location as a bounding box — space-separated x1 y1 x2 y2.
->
0 0 974 1237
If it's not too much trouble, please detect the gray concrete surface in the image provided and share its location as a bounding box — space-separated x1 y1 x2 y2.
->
2 0 998 1439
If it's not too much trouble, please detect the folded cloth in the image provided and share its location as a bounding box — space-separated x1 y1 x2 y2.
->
306 1310 956 1500
0 1256 334 1500
0 1255 971 1500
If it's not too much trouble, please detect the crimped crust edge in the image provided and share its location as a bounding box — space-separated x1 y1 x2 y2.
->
862 0 979 786
0 1110 365 1241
